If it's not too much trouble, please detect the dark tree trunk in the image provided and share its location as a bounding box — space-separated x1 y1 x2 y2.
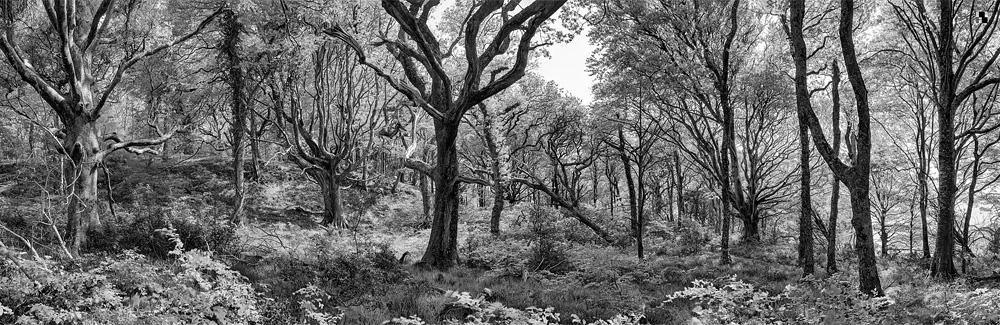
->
880 216 889 256
740 213 761 243
316 172 346 227
828 61 842 274
490 181 504 235
849 184 882 294
419 121 462 269
248 112 261 182
931 0 960 281
618 128 642 259
798 114 814 276
675 151 684 223
918 164 931 259
934 107 958 278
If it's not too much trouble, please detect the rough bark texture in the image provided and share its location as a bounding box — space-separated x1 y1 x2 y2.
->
420 121 463 268
222 10 248 226
798 110 814 276
930 0 959 279
828 61 842 274
64 117 102 253
312 170 346 227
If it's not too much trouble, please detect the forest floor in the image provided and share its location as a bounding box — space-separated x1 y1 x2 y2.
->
2 155 997 324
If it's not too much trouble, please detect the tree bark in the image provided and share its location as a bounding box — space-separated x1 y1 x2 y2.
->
490 180 504 235
314 171 346 227
934 106 958 278
64 117 102 254
850 184 882 293
828 61 842 274
740 214 761 243
798 111 814 275
419 121 462 269
223 10 248 226
248 112 261 182
675 151 684 224
419 173 431 227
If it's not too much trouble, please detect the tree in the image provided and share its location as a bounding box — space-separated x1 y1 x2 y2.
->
890 0 1000 280
787 0 883 295
0 0 221 254
591 0 754 265
220 7 249 225
871 165 906 256
323 0 568 269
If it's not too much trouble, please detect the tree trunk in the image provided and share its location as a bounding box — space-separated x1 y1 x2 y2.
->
932 0 959 281
618 128 642 259
223 11 247 226
490 181 504 234
317 172 346 227
798 115 815 275
933 105 958 279
850 184 882 294
675 151 684 224
419 173 431 226
918 165 931 259
419 121 462 269
828 61 842 274
248 112 261 182
880 216 889 256
64 117 102 255
740 213 761 243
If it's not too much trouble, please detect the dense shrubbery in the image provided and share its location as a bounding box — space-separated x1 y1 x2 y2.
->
0 229 260 324
670 273 1000 324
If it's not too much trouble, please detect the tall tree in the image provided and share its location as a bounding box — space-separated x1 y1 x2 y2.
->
787 0 883 295
220 8 248 225
324 0 568 269
891 0 1000 280
0 0 220 254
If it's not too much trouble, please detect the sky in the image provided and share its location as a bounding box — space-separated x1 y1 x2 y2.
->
533 31 597 105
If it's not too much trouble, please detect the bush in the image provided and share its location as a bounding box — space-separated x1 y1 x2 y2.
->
89 208 237 258
669 274 1000 324
385 290 647 325
0 229 261 325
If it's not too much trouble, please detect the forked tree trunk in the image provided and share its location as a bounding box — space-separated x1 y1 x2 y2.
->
419 121 462 269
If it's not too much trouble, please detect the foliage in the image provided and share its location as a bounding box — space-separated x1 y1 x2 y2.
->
385 290 646 325
0 227 260 324
670 273 1000 324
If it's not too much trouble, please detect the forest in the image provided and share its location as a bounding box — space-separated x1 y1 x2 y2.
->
1 0 1000 324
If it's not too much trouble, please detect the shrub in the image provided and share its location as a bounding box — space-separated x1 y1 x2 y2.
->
0 228 261 325
385 291 646 325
